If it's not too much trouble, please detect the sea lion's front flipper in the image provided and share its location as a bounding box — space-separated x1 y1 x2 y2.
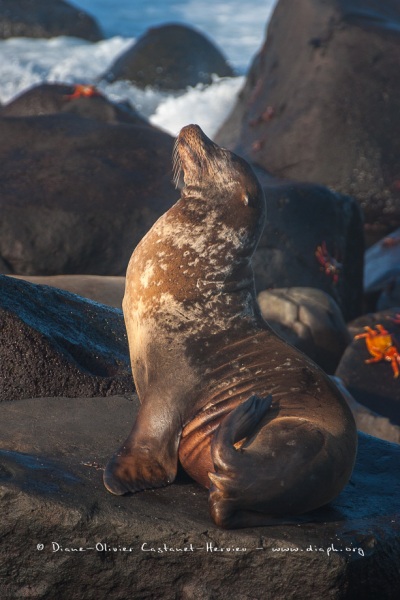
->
103 402 181 495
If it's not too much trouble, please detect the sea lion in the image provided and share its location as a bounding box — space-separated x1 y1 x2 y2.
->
104 124 358 529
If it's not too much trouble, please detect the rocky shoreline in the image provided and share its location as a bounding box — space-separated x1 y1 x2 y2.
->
1 0 400 597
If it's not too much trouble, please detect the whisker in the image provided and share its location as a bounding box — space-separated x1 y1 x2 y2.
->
172 137 182 188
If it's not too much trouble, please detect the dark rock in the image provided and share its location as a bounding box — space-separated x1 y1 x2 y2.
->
333 376 400 444
336 308 400 425
0 395 399 599
252 168 364 322
0 0 103 41
378 277 400 311
216 0 400 245
0 275 132 400
1 82 150 127
364 228 400 293
258 287 350 374
103 23 234 91
363 228 400 310
363 228 400 311
10 274 125 309
0 113 178 275
0 111 363 319
346 307 400 344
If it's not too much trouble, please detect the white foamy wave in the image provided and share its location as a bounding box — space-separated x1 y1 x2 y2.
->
149 76 244 138
0 0 274 136
98 79 171 119
0 36 131 104
0 30 245 137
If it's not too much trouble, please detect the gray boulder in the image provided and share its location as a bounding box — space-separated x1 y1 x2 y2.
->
216 0 400 245
336 308 400 425
10 274 125 309
258 287 350 374
378 278 400 311
1 82 150 127
0 114 178 276
364 228 400 294
0 0 102 41
0 275 132 400
333 376 400 444
363 228 400 311
103 23 234 91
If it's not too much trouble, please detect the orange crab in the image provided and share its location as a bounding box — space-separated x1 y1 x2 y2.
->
354 324 400 378
64 84 101 101
315 241 342 284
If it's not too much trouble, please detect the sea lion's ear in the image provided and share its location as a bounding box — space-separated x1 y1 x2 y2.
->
242 194 249 206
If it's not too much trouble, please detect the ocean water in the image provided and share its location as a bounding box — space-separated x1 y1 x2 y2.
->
0 0 277 137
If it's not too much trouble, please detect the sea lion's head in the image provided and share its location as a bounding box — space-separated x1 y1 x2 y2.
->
173 124 266 257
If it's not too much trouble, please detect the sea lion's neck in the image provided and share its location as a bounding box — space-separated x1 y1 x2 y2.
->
180 185 207 200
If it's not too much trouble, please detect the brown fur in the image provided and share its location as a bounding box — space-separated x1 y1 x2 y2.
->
103 124 357 529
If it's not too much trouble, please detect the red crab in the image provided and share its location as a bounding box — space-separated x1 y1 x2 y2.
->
65 84 101 100
354 324 400 379
315 241 342 284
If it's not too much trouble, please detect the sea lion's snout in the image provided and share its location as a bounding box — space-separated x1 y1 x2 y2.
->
177 124 216 161
178 123 209 145
173 124 216 187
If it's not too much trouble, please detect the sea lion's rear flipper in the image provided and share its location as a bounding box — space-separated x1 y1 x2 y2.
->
103 402 181 495
208 394 330 529
208 394 273 527
210 394 273 470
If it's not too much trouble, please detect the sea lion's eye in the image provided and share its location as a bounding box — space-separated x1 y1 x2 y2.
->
243 194 249 206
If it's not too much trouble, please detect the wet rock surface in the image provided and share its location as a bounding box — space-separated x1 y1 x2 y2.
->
0 275 132 401
216 0 400 245
0 113 178 276
0 395 399 599
0 0 103 41
103 23 234 90
258 287 350 374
